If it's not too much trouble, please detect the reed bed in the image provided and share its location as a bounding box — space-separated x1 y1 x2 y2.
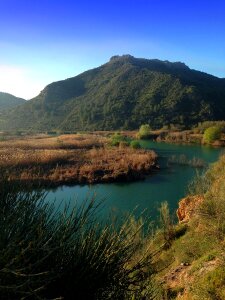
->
168 154 207 168
0 134 158 186
0 134 106 150
78 148 157 183
0 149 76 167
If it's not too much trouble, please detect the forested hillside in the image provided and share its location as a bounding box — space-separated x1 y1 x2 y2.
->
1 55 225 131
0 92 25 111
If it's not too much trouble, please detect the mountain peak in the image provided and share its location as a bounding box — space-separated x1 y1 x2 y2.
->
108 55 190 72
109 54 134 62
1 56 225 131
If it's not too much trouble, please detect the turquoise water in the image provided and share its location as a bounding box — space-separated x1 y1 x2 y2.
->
45 141 222 222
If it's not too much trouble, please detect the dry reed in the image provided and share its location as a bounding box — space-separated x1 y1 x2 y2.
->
0 134 157 186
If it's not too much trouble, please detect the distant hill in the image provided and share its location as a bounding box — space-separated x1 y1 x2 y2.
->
0 92 26 111
1 55 225 131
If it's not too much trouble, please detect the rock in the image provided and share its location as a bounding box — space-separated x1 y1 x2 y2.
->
177 195 203 223
180 262 190 267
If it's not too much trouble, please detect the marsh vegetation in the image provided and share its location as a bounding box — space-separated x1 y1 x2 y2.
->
0 133 157 186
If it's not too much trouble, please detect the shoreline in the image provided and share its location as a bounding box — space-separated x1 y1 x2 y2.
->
7 164 160 189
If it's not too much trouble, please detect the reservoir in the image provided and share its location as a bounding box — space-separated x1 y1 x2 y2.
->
45 141 222 222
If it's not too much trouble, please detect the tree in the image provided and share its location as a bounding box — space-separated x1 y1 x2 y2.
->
138 124 151 139
203 126 221 144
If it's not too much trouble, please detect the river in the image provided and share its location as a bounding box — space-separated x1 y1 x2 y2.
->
45 141 223 223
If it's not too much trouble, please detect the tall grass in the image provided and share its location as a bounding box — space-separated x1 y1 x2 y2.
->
0 180 157 299
0 134 157 186
0 134 106 150
196 155 225 240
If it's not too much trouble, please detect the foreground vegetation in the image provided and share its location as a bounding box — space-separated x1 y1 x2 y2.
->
152 153 225 299
0 133 157 187
0 179 158 299
1 146 225 298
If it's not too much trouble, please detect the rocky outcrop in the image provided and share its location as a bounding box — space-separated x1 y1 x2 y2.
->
177 195 203 223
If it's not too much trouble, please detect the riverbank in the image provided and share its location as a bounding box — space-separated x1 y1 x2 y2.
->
0 133 158 187
98 129 225 146
1 131 224 299
151 153 225 299
155 129 225 146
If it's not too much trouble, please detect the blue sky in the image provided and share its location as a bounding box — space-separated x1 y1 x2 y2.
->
0 0 224 99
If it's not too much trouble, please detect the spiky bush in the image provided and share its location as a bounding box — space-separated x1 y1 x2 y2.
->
0 180 155 299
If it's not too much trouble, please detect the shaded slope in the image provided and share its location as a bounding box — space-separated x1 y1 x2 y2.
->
0 92 26 111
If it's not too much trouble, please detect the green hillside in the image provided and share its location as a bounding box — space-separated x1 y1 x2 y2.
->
1 55 225 131
0 92 26 111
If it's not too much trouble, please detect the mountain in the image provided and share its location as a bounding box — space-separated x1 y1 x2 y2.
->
1 55 225 131
0 92 26 111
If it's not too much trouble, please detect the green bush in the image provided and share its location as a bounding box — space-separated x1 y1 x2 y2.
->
110 132 129 146
130 140 141 149
203 126 221 144
138 124 151 139
194 121 225 133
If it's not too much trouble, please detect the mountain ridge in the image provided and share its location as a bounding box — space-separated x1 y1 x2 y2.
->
0 92 26 111
1 55 225 131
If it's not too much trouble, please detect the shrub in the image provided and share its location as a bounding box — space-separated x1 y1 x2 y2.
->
138 124 151 139
159 202 174 249
194 121 225 133
0 180 155 299
110 132 129 146
203 126 221 144
130 140 141 149
187 170 211 195
168 154 207 168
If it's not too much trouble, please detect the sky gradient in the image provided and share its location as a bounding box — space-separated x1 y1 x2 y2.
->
0 0 225 99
